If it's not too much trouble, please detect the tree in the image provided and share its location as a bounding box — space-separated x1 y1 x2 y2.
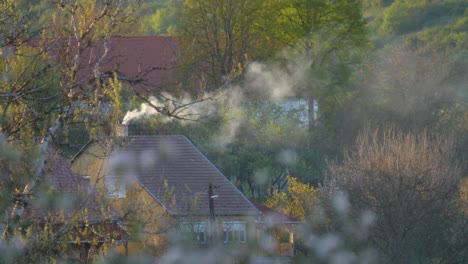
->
0 137 131 262
203 100 312 198
1 0 145 257
354 43 467 131
272 0 369 130
266 176 319 221
377 0 467 36
177 0 276 91
322 127 468 262
137 0 183 35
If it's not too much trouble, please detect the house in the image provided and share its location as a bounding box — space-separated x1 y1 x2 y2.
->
71 125 260 255
24 147 129 262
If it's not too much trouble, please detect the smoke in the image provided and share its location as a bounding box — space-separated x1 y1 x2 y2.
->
245 62 295 101
122 92 220 125
122 97 160 125
244 59 310 101
121 55 311 144
214 58 311 145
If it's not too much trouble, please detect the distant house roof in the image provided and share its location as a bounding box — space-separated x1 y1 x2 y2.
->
108 135 259 217
101 36 178 94
27 147 123 225
29 36 178 95
250 200 302 225
44 147 83 193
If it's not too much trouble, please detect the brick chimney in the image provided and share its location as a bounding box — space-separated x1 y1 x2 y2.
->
115 124 128 137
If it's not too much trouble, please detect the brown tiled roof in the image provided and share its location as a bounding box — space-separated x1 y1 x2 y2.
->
101 36 177 94
250 200 302 224
29 36 177 95
111 136 259 216
44 147 82 193
28 148 123 225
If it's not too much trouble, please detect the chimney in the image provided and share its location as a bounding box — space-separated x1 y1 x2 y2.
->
115 124 128 137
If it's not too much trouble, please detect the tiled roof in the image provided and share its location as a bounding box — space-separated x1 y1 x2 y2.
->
110 136 259 216
28 148 122 225
101 36 177 94
29 36 177 95
44 147 82 193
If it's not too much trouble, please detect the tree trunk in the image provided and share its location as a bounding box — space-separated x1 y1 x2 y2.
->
308 95 316 131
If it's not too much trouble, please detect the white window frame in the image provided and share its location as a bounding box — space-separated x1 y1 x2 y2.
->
181 222 207 244
104 175 126 198
223 221 247 243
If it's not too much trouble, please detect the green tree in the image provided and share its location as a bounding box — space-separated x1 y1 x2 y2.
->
378 0 467 36
207 100 311 198
271 0 369 130
137 0 182 35
177 0 276 90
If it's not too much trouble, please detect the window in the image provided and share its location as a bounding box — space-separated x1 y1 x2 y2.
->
181 222 207 243
104 175 126 198
223 221 247 243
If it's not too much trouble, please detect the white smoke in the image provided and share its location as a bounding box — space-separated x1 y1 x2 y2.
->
122 92 219 125
244 59 310 101
122 97 160 125
121 56 311 141
216 57 311 144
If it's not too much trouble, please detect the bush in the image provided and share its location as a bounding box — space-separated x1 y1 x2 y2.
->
322 128 468 262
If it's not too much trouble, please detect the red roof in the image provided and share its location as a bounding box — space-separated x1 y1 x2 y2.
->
29 36 178 95
101 36 178 94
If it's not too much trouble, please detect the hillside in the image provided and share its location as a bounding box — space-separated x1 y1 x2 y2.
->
364 0 467 51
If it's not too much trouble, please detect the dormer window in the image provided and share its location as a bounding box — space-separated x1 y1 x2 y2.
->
104 175 126 198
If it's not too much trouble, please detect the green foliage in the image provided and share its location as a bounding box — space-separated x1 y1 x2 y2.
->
0 45 59 140
206 101 311 198
378 0 467 36
269 0 369 131
137 0 182 35
177 0 280 89
363 0 394 9
274 0 368 52
406 14 468 51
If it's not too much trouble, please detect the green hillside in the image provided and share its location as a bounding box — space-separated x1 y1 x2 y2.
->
365 0 467 50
